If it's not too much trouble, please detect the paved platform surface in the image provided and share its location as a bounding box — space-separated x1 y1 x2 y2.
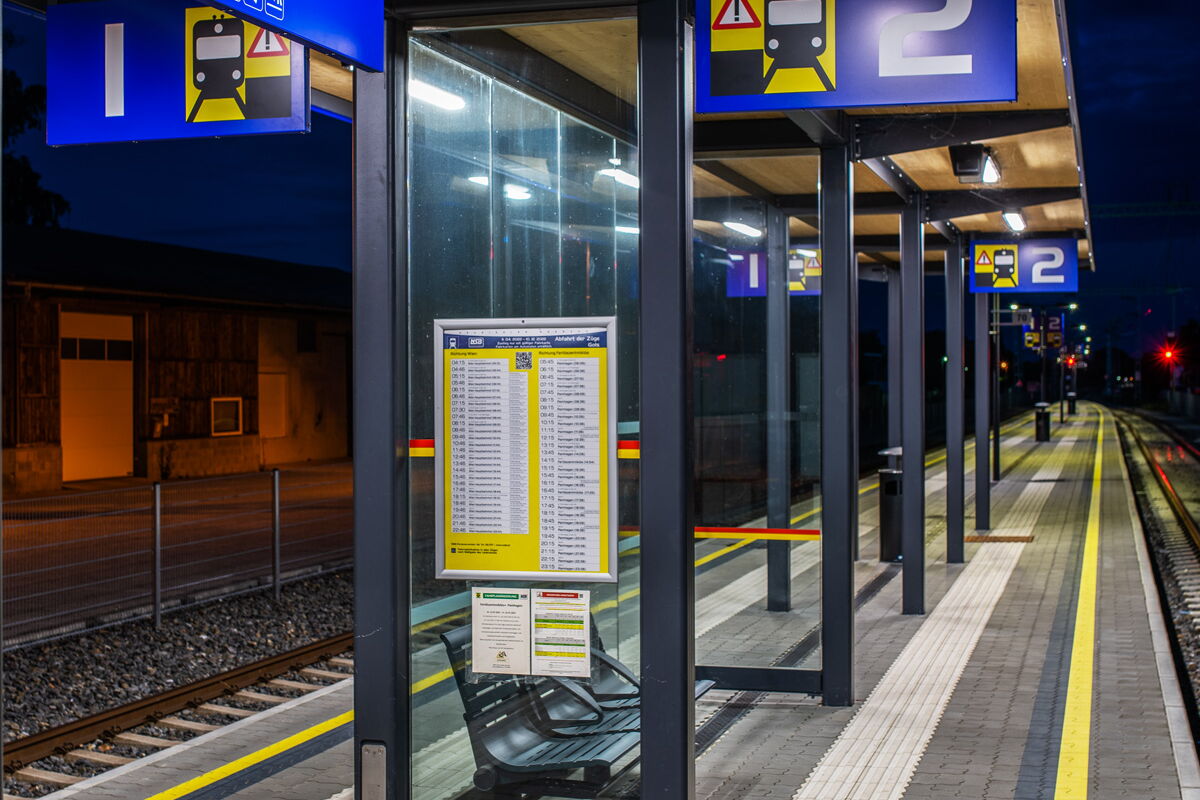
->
45 406 1198 800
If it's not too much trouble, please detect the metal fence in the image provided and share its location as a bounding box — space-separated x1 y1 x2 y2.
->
3 462 353 647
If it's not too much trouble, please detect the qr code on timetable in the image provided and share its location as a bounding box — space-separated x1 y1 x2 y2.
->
515 352 533 370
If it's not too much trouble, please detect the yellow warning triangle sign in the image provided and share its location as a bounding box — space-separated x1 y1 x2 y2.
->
714 0 761 29
976 251 992 266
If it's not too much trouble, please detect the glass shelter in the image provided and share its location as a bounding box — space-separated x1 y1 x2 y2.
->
353 3 858 798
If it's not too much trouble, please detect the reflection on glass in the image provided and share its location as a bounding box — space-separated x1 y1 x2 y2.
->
406 28 641 799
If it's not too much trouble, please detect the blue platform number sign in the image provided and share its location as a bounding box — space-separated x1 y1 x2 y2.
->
969 239 1080 294
725 249 823 297
697 0 1017 113
48 0 308 146
202 0 383 71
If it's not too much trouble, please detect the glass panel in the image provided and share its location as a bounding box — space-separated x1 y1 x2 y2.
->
691 157 822 676
406 19 640 799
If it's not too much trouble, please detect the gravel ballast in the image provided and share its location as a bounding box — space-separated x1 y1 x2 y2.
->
4 570 352 742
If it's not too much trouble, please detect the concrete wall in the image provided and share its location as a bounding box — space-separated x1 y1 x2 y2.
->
257 316 349 467
146 435 261 481
3 445 62 495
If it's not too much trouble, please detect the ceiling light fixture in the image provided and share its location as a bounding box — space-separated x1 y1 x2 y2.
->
723 221 763 238
981 153 1001 184
599 168 640 189
1001 210 1027 233
615 225 640 235
409 79 466 111
504 183 532 201
949 143 1001 185
467 175 490 186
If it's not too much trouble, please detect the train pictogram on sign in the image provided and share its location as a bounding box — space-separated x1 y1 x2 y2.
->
185 8 295 124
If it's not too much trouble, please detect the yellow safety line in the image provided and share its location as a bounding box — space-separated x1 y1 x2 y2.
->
144 710 355 800
1053 407 1104 799
153 414 1042 800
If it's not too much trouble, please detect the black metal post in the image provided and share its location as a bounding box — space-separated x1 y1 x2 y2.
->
888 268 901 449
1059 353 1065 423
900 194 925 615
353 23 409 800
945 240 965 564
992 294 1001 479
638 0 695 794
272 469 282 602
1039 312 1047 404
820 142 856 706
153 482 162 628
974 293 991 530
766 205 792 611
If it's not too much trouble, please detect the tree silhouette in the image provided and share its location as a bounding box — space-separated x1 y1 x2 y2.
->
3 31 69 227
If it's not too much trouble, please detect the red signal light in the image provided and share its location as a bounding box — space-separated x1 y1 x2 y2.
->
1164 349 1175 361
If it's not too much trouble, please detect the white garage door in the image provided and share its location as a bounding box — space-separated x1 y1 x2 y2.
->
60 312 134 482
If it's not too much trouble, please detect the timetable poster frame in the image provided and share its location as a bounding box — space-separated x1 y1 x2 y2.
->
434 317 619 583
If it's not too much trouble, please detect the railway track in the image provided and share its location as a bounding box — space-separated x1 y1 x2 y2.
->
1113 408 1200 748
3 633 354 798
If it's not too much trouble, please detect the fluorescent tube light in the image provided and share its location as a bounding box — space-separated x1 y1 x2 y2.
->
598 168 640 189
792 248 817 258
723 221 763 238
504 183 532 200
467 175 489 186
1001 210 1027 232
982 154 1001 184
615 225 640 235
730 254 745 261
409 79 466 111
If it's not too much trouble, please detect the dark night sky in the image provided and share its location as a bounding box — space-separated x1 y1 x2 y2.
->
4 1 353 272
5 1 1200 355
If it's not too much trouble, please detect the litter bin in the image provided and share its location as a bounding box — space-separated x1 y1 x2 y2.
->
1067 392 1077 415
1035 402 1051 442
878 468 903 562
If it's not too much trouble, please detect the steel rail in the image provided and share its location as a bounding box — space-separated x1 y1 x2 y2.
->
3 632 353 772
1116 413 1200 553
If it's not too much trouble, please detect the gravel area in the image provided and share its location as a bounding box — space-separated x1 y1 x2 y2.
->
4 569 352 742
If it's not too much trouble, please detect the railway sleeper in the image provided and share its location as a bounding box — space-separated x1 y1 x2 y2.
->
13 766 82 788
234 689 290 706
300 667 350 682
268 678 320 693
113 732 179 750
66 749 134 768
159 717 220 735
197 702 256 719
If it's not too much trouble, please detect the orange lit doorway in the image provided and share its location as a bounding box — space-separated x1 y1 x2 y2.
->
60 312 134 481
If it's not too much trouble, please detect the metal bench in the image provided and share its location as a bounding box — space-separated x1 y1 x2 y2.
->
441 625 640 797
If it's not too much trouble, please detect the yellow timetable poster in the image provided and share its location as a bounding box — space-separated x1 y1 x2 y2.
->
434 319 618 583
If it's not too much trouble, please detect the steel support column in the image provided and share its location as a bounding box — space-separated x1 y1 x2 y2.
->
353 25 408 800
766 204 792 611
820 143 856 706
900 194 925 615
974 293 991 530
638 0 695 794
944 240 965 564
887 267 902 449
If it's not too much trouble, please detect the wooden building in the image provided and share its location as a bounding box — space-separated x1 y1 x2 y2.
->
3 226 351 495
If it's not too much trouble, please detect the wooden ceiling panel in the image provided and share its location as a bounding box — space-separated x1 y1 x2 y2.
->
891 127 1081 191
694 165 750 198
721 156 819 195
312 52 353 101
505 20 638 102
790 218 819 237
855 216 900 235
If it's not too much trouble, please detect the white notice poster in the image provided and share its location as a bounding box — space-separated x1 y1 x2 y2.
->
531 589 591 678
471 588 532 676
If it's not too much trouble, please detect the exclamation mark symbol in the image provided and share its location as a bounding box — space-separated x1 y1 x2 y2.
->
104 23 125 117
733 0 743 21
